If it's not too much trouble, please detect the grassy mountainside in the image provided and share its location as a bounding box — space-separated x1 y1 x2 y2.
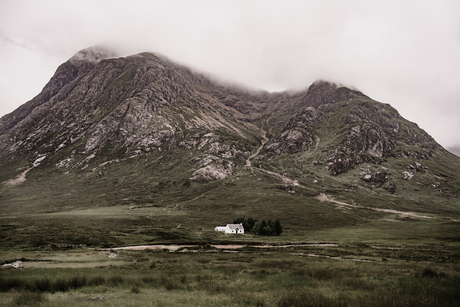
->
0 47 459 249
1 47 459 307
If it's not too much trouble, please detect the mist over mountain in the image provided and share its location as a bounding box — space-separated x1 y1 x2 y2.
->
1 47 459 236
448 146 460 157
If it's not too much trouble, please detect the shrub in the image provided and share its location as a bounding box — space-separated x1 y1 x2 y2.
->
160 277 178 290
33 278 52 292
13 291 47 306
68 275 87 289
131 285 141 294
89 276 105 286
108 275 124 286
233 217 283 235
54 278 70 292
422 267 438 278
0 277 24 292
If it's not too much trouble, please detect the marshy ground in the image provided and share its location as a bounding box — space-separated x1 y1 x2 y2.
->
1 241 459 306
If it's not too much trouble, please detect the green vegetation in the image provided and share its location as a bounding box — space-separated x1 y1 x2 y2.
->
1 84 460 305
1 149 459 249
233 217 283 236
1 49 460 306
1 247 459 306
2 165 458 306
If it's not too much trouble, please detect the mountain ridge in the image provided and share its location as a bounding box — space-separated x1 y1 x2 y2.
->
0 47 459 245
0 47 454 181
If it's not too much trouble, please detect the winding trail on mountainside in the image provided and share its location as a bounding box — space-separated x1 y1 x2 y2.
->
316 193 460 222
316 193 433 219
245 130 268 167
4 167 34 185
244 116 459 223
4 155 47 185
245 114 271 168
245 117 314 191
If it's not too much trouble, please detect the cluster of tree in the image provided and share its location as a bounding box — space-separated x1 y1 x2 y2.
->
233 217 283 236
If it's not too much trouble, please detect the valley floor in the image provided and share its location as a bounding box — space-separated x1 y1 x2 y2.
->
1 150 460 306
1 241 459 307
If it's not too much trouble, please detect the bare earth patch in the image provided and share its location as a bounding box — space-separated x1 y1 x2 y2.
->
316 193 436 219
4 167 33 185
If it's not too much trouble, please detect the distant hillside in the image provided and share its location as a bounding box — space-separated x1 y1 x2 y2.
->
1 47 459 246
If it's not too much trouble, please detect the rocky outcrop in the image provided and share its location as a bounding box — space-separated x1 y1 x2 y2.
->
190 163 235 181
0 47 117 139
359 167 396 193
0 48 445 186
298 80 366 108
402 171 414 180
0 47 270 182
261 82 438 175
189 154 236 181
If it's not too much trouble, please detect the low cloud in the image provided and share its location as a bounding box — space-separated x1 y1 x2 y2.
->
0 0 459 149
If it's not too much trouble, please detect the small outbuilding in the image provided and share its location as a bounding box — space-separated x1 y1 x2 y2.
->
214 223 244 234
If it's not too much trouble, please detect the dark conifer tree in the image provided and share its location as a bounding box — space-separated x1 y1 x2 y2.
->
231 217 281 236
274 219 283 235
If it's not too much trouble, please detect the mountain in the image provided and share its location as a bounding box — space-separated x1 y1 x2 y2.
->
1 47 459 246
0 47 267 181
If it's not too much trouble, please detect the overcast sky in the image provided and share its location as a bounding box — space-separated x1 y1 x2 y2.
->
1 0 459 151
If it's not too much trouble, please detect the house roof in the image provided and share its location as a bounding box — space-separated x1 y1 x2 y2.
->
226 224 244 230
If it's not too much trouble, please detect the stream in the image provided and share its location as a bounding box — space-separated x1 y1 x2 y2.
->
108 243 339 251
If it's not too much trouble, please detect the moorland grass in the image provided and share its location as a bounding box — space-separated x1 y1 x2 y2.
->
1 144 459 249
1 249 459 306
1 137 460 305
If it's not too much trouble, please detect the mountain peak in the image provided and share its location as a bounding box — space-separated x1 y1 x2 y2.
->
69 46 118 64
0 47 456 196
302 80 366 108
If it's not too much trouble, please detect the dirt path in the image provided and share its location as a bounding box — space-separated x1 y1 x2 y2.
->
316 193 438 219
112 245 194 251
246 127 268 167
256 167 314 189
105 243 339 251
291 253 372 262
4 167 33 185
244 121 458 222
4 155 47 185
244 118 315 192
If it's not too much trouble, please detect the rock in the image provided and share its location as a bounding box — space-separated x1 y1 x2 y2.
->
191 155 219 168
190 163 234 181
360 169 389 185
86 296 105 301
407 162 427 173
402 171 414 180
261 82 438 176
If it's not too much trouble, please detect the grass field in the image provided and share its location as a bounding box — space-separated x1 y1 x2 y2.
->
1 243 460 307
1 147 460 306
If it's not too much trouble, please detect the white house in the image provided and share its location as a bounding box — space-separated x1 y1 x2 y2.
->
214 223 244 234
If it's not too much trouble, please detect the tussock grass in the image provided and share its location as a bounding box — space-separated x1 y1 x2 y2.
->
1 250 459 306
1 145 459 249
1 127 460 306
12 291 47 306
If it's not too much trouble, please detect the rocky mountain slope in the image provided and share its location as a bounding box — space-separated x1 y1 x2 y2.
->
0 47 459 243
0 47 268 182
